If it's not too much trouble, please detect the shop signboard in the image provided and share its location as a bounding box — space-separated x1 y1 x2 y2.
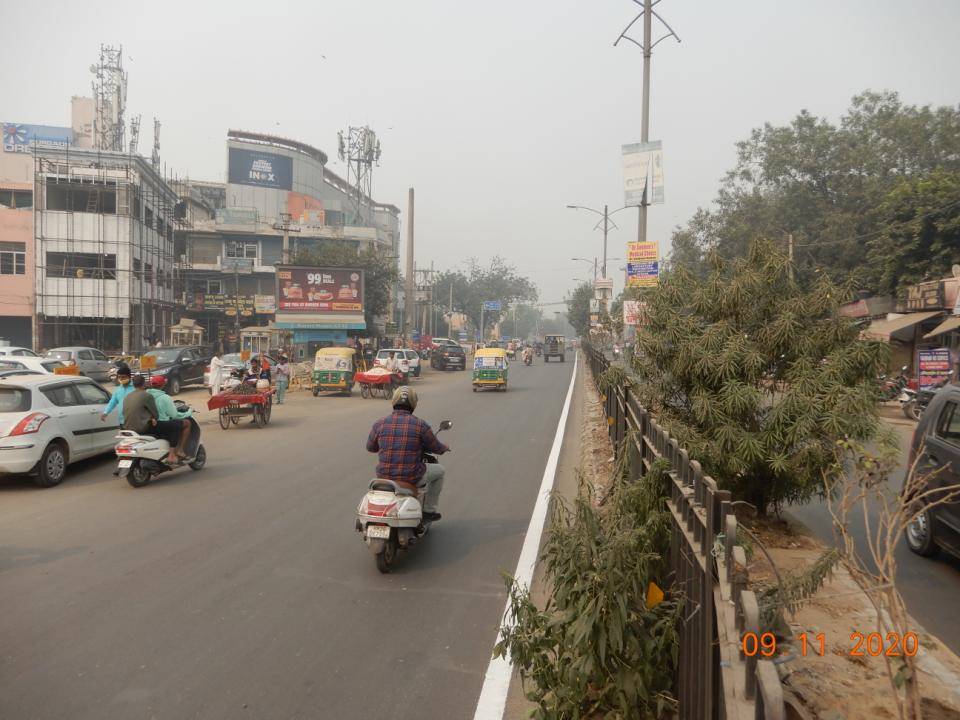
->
276 266 364 315
918 348 952 391
2 122 73 153
254 294 276 313
228 147 293 190
188 293 256 315
627 241 658 262
903 280 944 311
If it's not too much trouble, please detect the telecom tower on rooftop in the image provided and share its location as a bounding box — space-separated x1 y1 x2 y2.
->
90 44 127 152
337 126 381 226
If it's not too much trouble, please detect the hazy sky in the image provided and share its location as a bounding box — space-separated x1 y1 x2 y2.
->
3 0 959 303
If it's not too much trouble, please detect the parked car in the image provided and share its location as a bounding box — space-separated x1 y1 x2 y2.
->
431 343 466 371
203 352 278 393
0 375 119 487
139 346 210 395
44 347 113 381
904 382 960 559
0 346 39 358
0 357 67 375
374 349 412 378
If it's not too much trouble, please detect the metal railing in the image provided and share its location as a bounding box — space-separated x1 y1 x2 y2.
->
583 342 785 720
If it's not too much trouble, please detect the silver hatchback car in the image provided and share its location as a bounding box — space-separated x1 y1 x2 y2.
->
43 347 113 382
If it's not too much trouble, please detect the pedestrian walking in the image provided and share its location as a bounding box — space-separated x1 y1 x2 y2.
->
275 354 290 404
209 351 225 396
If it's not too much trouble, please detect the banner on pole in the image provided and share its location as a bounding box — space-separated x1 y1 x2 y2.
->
623 300 648 326
622 140 664 206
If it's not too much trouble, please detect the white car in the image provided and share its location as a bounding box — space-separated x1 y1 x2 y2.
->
0 346 39 358
374 349 421 377
0 375 119 487
0 357 67 375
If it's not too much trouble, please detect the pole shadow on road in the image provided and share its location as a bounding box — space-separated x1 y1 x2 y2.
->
0 544 87 572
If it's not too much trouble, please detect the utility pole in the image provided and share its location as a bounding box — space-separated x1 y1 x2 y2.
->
448 283 453 338
602 204 609 278
404 188 415 344
273 212 300 265
479 303 485 345
787 232 795 282
614 0 680 243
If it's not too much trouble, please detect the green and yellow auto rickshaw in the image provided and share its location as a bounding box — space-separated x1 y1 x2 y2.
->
312 347 357 396
472 347 509 392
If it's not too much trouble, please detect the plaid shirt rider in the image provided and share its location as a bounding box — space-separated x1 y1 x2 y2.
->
366 409 449 483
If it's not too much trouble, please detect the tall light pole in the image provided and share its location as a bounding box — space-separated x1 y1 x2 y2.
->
614 1 680 243
567 204 633 279
572 257 598 282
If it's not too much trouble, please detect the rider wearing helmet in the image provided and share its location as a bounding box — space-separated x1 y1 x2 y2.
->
146 375 193 463
366 386 449 522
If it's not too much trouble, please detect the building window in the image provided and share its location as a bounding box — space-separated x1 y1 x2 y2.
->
226 241 258 259
156 216 166 238
207 279 223 294
46 252 117 279
0 190 32 209
0 242 26 275
144 263 153 284
145 206 154 229
44 179 116 214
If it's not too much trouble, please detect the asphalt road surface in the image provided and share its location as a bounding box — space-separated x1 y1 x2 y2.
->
0 356 575 719
788 409 960 654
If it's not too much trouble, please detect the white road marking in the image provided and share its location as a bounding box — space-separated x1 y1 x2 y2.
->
472 354 579 720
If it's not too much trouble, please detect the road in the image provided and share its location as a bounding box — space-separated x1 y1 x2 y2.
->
0 357 576 719
788 407 960 653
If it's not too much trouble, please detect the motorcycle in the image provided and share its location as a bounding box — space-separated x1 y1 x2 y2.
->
879 365 909 401
902 378 948 421
356 419 452 573
523 353 533 366
114 401 207 487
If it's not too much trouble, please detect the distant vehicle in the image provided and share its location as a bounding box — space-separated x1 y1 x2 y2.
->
431 343 466 371
139 346 210 395
543 335 565 362
430 337 459 348
0 375 119 487
44 347 113 381
904 382 960 559
0 346 39 358
204 352 278 393
0 357 67 375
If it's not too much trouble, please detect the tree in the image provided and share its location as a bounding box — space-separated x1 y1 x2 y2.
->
864 168 960 295
433 257 537 337
565 282 592 338
668 91 960 290
632 240 890 515
291 243 398 333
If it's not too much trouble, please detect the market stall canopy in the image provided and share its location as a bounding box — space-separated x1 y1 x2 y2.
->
862 311 942 340
924 315 960 339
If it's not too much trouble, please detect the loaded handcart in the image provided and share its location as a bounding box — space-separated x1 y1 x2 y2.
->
207 383 275 429
355 368 404 399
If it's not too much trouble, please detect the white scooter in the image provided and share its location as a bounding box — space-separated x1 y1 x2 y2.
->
356 419 452 573
114 403 206 488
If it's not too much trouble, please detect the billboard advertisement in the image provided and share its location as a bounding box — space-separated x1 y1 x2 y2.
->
623 300 648 326
276 266 364 314
228 147 293 190
622 140 664 206
3 122 73 153
288 192 325 225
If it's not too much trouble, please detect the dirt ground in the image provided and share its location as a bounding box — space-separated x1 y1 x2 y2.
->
747 519 960 719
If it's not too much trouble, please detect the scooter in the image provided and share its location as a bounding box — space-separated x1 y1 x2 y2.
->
879 365 909 401
523 352 533 366
356 419 452 573
902 379 948 421
114 403 207 488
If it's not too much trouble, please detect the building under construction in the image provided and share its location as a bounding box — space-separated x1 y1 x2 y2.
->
32 146 179 353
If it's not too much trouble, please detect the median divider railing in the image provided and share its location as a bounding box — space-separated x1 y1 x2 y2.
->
582 341 785 720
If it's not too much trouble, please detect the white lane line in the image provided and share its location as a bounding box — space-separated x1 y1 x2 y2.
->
473 354 579 720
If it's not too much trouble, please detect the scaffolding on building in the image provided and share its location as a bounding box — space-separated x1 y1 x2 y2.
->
32 143 184 355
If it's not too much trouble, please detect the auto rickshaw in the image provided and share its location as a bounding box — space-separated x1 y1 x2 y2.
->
472 347 508 392
312 347 357 396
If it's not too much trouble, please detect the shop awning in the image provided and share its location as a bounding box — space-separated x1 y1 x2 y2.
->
862 311 942 340
924 315 960 339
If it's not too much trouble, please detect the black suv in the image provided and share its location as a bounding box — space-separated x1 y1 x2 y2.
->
431 343 466 371
140 346 210 395
905 381 960 559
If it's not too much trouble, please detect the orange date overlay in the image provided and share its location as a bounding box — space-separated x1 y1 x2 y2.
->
741 631 919 658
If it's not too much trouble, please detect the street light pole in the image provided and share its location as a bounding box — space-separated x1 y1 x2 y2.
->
602 204 609 278
638 0 652 243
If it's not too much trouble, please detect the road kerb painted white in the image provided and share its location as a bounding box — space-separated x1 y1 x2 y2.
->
472 354 579 720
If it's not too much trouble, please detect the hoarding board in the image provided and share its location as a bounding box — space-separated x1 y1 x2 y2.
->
627 241 658 262
623 300 648 326
483 300 502 311
276 266 364 315
254 295 276 313
627 261 659 288
622 140 664 206
918 348 952 391
228 147 293 190
2 122 73 153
